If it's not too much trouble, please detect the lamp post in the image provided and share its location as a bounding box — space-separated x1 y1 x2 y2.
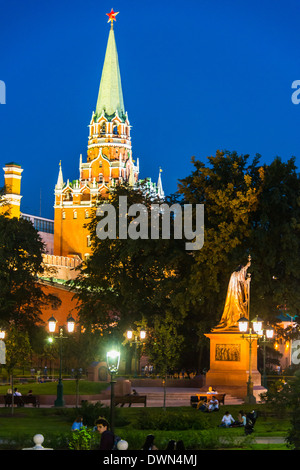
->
260 326 274 389
126 329 146 377
238 315 264 404
47 315 75 407
0 328 5 367
106 349 120 433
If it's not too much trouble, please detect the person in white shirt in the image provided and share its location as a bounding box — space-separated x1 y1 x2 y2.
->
14 388 22 396
208 396 219 411
220 411 235 427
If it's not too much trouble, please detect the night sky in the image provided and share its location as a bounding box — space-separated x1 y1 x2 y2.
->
1 0 300 220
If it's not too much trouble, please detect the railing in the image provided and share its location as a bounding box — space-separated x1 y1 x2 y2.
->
42 254 81 268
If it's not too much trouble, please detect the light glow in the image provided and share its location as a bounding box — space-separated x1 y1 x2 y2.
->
67 316 75 333
140 330 146 340
252 316 263 334
238 317 249 333
48 316 57 333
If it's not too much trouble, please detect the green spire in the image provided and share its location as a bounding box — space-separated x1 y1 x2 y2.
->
95 26 125 120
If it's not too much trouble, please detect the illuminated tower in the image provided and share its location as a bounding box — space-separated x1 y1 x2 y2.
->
54 10 139 259
1 162 23 218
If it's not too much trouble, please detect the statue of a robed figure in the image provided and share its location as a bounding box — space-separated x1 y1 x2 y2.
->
214 255 251 330
204 255 263 397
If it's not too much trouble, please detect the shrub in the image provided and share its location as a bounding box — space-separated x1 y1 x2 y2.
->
72 401 129 428
135 409 209 431
68 428 99 450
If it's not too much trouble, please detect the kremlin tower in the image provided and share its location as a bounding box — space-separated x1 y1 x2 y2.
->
53 9 163 261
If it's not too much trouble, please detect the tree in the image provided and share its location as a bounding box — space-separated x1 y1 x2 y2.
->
145 313 184 409
71 151 300 373
262 372 300 449
0 214 60 330
5 325 32 375
178 151 300 325
72 184 192 336
177 150 262 331
247 157 300 320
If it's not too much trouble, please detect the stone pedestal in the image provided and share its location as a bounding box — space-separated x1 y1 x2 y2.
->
204 330 262 391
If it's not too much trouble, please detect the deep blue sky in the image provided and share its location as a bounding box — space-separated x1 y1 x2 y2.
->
1 0 300 220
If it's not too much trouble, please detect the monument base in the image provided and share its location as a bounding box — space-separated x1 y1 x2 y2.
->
205 329 263 399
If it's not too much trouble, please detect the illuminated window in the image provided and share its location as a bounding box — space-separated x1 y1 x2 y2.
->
73 210 77 219
62 211 66 219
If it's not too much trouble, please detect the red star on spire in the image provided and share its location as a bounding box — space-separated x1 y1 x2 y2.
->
106 9 119 24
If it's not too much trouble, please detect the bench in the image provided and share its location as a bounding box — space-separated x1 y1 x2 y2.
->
114 395 147 407
190 393 226 408
4 395 40 407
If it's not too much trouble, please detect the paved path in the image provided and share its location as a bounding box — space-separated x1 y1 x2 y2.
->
124 386 245 407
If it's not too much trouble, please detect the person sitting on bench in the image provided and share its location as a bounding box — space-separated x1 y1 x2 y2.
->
208 396 219 412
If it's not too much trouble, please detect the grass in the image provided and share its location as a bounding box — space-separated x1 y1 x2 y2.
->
0 408 72 438
0 380 109 395
0 401 292 450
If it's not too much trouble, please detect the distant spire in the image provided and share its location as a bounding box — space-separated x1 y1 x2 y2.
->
95 11 125 119
129 163 135 187
56 161 64 190
157 168 164 199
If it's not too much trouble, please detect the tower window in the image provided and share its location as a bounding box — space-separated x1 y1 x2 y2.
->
85 210 89 219
113 124 118 135
101 122 106 134
73 210 77 219
87 236 91 247
62 211 66 220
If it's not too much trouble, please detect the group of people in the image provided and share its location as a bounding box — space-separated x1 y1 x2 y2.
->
71 417 185 451
219 410 246 427
141 435 185 451
196 386 220 412
198 396 220 412
7 388 34 397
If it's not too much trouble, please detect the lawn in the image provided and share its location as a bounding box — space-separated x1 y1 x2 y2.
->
0 403 291 450
0 380 108 396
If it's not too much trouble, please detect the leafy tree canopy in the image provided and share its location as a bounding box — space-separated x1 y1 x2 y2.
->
0 214 60 331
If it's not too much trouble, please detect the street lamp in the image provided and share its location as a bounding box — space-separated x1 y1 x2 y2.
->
0 328 5 365
126 329 146 377
47 315 75 407
238 316 264 404
260 325 274 388
106 349 120 433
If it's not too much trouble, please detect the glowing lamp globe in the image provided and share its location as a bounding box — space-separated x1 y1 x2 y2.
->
238 317 249 333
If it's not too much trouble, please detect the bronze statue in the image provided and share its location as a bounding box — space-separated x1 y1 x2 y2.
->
214 256 251 330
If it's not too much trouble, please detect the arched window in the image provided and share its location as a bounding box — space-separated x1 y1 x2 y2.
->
73 210 77 219
85 210 89 219
113 123 118 135
101 122 106 134
62 211 66 220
